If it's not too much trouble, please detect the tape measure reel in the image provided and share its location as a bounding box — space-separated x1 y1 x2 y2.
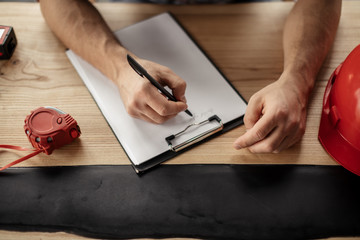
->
0 107 81 171
24 106 81 155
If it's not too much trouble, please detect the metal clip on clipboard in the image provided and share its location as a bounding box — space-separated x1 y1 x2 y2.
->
165 115 223 152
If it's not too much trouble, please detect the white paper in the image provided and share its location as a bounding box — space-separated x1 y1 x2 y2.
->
66 13 247 166
0 29 5 39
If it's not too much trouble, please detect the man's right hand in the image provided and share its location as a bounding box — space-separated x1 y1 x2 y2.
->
116 57 188 124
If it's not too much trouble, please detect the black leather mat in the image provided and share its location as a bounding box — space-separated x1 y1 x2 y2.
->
0 164 360 239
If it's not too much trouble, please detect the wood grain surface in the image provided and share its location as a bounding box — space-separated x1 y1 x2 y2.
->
0 2 360 239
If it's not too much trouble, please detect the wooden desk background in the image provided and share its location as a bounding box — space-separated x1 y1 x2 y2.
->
0 2 359 240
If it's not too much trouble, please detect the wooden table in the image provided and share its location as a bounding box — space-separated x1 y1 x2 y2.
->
0 1 359 240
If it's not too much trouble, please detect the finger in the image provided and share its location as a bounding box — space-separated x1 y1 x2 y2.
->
273 113 306 152
248 116 302 153
273 136 293 153
274 126 304 153
244 95 263 129
233 113 276 150
157 68 187 103
125 99 158 124
247 127 287 153
145 85 187 116
137 113 158 124
124 87 170 123
140 105 176 124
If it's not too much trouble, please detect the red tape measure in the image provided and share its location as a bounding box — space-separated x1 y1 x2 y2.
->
0 107 81 171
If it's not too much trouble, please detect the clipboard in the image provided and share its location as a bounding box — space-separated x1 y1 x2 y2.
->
66 12 247 173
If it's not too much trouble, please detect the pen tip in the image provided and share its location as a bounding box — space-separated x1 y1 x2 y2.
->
185 109 193 117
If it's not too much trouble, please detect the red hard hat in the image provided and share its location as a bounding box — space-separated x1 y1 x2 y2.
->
318 44 360 176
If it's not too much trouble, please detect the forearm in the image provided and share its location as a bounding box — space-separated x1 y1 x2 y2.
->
40 0 188 123
282 0 341 99
40 0 127 80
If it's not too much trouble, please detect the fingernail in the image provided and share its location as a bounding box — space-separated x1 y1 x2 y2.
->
234 144 242 150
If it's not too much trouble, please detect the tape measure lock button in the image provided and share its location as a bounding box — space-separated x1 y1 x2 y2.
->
70 128 79 138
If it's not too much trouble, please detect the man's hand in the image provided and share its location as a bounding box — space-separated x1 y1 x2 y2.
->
233 0 341 153
116 58 188 124
233 73 307 153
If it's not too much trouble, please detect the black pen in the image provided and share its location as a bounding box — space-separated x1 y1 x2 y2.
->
127 54 193 117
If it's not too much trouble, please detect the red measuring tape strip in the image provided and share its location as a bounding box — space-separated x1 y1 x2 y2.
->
0 145 44 171
1 107 81 171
